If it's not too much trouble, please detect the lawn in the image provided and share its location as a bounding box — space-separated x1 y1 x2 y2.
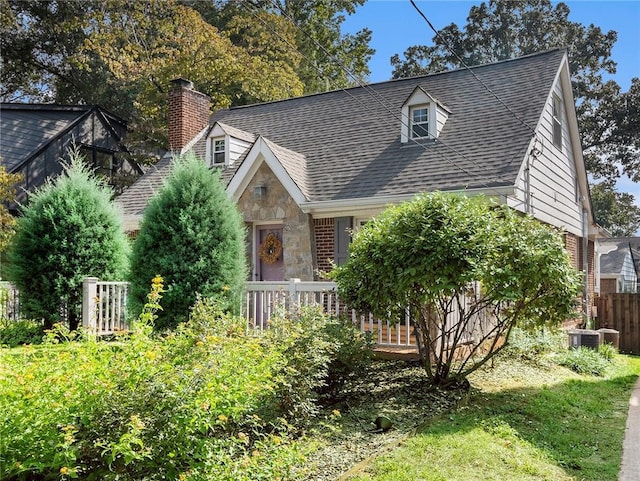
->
344 354 640 481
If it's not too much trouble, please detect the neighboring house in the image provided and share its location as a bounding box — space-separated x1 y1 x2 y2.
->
118 48 600 316
597 238 640 293
0 103 142 208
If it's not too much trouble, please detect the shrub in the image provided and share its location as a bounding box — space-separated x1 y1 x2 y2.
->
330 193 581 387
598 342 618 361
267 306 373 422
0 319 44 347
554 347 613 376
129 152 247 330
0 287 302 481
502 327 565 363
6 151 130 330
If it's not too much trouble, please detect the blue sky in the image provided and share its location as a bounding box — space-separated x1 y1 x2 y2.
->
342 0 640 225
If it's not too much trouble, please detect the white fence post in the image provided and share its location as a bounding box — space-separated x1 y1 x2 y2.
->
288 278 301 309
82 277 99 333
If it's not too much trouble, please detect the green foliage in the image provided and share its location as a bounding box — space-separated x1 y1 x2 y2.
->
554 347 613 376
0 284 372 480
0 166 22 253
331 193 581 386
597 342 618 362
0 296 301 480
198 0 374 94
590 181 640 236
502 328 566 364
6 151 130 330
129 153 247 330
0 319 44 347
267 306 373 422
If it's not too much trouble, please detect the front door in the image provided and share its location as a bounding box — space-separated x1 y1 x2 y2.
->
256 226 284 281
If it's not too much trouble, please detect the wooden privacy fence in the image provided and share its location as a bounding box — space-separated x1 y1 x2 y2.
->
595 293 640 354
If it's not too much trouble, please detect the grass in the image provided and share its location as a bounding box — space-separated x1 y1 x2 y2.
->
345 354 640 481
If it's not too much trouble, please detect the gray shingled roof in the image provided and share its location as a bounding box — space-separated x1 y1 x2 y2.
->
603 237 640 276
0 103 128 173
0 104 92 171
119 49 565 216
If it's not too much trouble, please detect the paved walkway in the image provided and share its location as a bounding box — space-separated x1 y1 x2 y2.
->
619 376 640 481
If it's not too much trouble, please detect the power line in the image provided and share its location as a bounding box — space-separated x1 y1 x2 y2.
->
409 0 538 137
236 0 527 196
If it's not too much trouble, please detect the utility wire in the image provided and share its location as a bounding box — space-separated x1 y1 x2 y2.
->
409 0 538 137
236 0 526 196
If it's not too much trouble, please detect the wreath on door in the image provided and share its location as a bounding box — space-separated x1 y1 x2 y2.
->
258 232 282 265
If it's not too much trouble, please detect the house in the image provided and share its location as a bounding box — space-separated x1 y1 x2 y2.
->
117 48 600 316
597 238 640 293
0 103 142 208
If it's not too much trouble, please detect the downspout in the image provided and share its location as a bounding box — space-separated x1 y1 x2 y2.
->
582 209 589 322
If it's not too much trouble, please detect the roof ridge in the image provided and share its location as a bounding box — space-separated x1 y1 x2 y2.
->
223 48 566 112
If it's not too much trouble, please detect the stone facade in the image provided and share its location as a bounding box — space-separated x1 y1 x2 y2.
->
236 162 314 280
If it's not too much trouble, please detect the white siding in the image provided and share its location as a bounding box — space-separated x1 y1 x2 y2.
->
229 137 251 165
435 104 449 137
508 79 583 236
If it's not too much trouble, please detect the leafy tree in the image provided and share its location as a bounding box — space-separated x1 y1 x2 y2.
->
188 0 374 94
581 77 640 183
390 0 639 231
7 152 130 330
0 166 22 254
591 182 640 236
129 153 247 330
1 0 304 153
330 193 581 387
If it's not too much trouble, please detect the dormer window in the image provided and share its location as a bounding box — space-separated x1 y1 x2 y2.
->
401 87 450 144
212 138 225 165
410 105 430 139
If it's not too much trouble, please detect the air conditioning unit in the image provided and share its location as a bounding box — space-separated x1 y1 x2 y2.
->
568 329 601 350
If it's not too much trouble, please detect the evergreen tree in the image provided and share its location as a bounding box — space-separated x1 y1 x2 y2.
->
7 152 130 330
129 153 247 330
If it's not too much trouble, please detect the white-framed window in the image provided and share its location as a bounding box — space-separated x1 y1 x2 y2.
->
212 137 225 165
552 94 562 149
410 105 430 139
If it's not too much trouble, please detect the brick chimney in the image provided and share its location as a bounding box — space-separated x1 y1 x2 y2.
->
167 78 211 152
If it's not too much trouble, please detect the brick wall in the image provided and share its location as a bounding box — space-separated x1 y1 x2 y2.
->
314 218 334 277
167 78 210 151
564 232 579 270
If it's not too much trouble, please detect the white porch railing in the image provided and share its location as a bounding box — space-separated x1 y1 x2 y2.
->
244 279 417 347
82 277 129 335
0 281 21 322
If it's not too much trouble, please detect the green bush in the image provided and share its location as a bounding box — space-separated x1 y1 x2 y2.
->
0 295 300 480
267 306 373 422
0 319 44 347
598 342 618 361
0 286 372 480
502 327 565 363
6 151 130 330
129 152 247 330
554 347 613 376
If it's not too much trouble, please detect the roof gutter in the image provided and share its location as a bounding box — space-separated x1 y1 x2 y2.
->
299 186 515 216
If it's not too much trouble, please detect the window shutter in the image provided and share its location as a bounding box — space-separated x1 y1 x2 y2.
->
334 217 353 265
